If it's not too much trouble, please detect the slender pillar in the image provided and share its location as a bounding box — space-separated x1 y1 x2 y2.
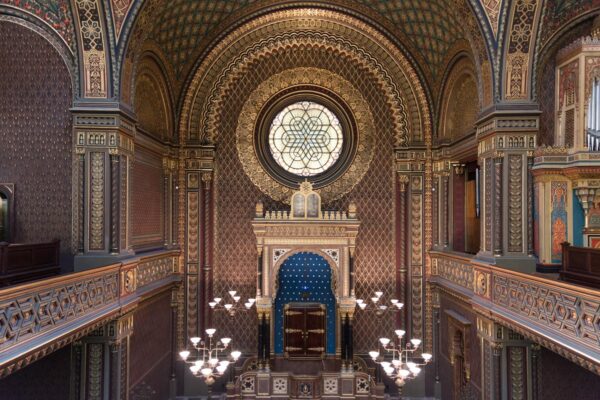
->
442 174 450 248
203 172 214 331
397 174 409 331
493 155 503 256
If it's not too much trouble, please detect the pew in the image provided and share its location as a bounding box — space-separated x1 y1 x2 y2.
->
560 242 600 289
0 239 61 286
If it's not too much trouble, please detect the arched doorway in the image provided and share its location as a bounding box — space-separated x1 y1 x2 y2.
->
274 252 337 357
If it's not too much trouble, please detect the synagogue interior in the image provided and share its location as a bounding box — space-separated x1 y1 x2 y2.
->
2 0 600 399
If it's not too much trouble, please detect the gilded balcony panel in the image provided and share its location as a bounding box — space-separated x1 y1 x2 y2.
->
0 250 180 378
431 251 600 375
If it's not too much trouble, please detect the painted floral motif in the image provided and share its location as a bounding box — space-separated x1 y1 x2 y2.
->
0 0 75 51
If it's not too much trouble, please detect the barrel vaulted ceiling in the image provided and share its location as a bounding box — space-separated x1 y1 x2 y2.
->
121 0 492 105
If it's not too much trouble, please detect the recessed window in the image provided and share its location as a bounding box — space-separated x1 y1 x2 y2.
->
268 101 343 177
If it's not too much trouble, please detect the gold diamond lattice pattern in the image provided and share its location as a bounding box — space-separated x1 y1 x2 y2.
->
269 101 343 177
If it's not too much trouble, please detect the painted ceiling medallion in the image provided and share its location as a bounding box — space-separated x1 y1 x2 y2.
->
236 67 376 203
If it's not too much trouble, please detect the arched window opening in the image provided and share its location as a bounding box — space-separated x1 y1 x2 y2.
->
0 191 9 242
587 77 600 151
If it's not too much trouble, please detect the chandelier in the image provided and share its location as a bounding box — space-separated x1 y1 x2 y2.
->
356 291 404 316
369 329 432 393
209 290 256 316
179 328 241 399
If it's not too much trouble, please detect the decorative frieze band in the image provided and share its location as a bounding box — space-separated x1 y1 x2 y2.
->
0 250 179 378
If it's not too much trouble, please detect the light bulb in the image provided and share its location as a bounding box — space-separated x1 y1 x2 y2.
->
233 296 241 302
190 337 201 345
216 365 227 374
179 350 190 360
422 353 432 362
231 351 241 360
379 305 388 310
379 337 391 347
190 365 201 374
395 303 404 309
228 290 237 297
224 304 233 310
410 338 421 348
395 329 405 338
209 302 217 308
209 358 219 367
206 328 216 336
410 367 421 375
371 297 379 303
375 291 383 297
221 337 231 346
356 299 364 305
399 369 410 378
369 351 379 360
391 299 398 304
201 368 212 377
248 298 256 304
214 297 222 304
194 360 203 367
392 359 401 368
380 361 391 369
219 361 230 368
384 366 394 375
406 362 416 369
245 302 252 309
359 303 367 310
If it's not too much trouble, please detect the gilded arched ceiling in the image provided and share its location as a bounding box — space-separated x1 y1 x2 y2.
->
121 0 491 111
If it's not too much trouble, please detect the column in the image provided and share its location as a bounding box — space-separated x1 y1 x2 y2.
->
74 314 134 400
73 109 135 270
202 171 214 332
397 174 409 330
183 147 214 340
476 112 537 271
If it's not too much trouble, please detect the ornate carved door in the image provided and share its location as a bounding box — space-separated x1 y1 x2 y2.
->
284 304 326 358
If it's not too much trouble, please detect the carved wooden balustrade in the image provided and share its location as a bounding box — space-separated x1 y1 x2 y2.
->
560 242 600 289
0 240 61 286
430 251 600 374
0 249 180 377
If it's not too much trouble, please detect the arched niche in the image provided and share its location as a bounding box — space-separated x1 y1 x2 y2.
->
439 57 479 142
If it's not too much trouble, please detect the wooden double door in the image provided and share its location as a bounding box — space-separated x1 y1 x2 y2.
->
284 303 326 359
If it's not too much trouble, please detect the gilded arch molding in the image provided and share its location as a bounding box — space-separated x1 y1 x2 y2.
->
178 8 432 148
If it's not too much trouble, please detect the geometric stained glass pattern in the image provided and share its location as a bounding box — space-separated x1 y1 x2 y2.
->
269 101 343 177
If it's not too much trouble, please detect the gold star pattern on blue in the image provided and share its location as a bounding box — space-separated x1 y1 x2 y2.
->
274 252 336 354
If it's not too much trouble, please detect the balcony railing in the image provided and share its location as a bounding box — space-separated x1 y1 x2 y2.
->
431 251 600 374
0 249 180 377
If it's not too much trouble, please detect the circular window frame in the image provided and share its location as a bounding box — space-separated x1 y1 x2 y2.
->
255 86 358 189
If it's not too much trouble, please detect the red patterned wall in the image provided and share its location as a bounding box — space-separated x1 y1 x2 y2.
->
0 21 73 268
129 291 172 400
211 45 395 354
130 146 164 248
538 347 600 399
0 344 72 399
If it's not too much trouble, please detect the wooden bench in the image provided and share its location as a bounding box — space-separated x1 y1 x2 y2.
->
0 240 61 286
560 242 600 289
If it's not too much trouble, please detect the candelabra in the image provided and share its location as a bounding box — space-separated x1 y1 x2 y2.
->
209 290 256 316
179 328 242 399
369 329 432 396
356 291 404 316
